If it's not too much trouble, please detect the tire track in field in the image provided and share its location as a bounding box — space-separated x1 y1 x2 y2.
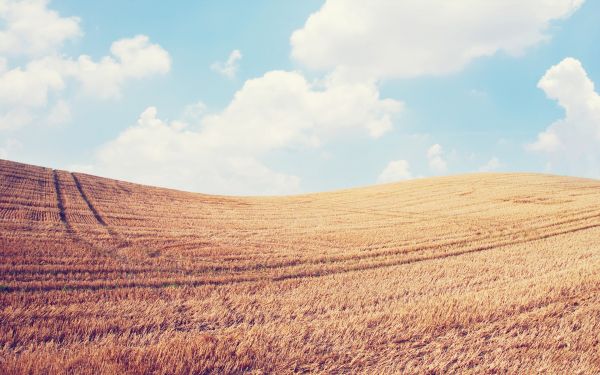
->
45 205 598 283
268 219 600 284
105 207 600 278
7 218 600 292
71 173 130 249
51 170 123 258
72 173 106 226
27 193 597 272
52 170 67 224
53 170 95 251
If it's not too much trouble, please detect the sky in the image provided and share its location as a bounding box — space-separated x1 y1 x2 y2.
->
1 0 600 195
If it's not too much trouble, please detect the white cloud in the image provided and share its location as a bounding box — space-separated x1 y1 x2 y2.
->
211 49 242 79
0 1 170 131
0 0 81 56
0 56 65 109
0 35 170 129
479 157 503 172
427 143 447 173
0 56 68 129
291 0 584 79
528 58 600 178
110 35 171 78
201 69 402 153
83 69 401 195
71 35 171 99
377 160 412 183
529 130 561 152
83 107 300 196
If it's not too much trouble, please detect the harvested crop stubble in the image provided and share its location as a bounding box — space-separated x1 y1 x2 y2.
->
1 158 600 374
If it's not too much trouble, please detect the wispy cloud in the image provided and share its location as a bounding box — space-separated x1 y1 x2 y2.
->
211 49 242 79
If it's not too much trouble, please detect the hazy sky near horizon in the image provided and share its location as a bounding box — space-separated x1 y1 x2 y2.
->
1 0 600 195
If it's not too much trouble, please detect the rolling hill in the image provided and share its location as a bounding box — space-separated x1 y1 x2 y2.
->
1 158 600 374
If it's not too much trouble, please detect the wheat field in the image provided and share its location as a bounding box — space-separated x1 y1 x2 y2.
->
1 158 600 374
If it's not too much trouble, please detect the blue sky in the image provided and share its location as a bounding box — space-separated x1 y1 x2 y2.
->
1 0 599 195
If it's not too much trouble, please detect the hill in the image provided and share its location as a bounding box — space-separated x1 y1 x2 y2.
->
1 158 600 374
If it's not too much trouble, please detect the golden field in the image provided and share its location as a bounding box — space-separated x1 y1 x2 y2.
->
1 158 600 374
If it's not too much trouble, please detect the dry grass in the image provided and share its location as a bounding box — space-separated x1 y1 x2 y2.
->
1 158 600 374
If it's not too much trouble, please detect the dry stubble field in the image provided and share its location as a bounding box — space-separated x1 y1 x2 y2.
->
1 158 600 374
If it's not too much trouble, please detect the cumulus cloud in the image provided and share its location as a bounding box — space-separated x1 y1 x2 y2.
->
0 56 63 130
0 0 170 130
528 58 600 178
377 160 412 184
211 49 242 79
291 0 584 79
82 107 300 195
0 56 65 109
201 69 403 152
0 35 170 129
71 35 171 98
427 143 447 174
83 69 401 194
0 0 81 56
